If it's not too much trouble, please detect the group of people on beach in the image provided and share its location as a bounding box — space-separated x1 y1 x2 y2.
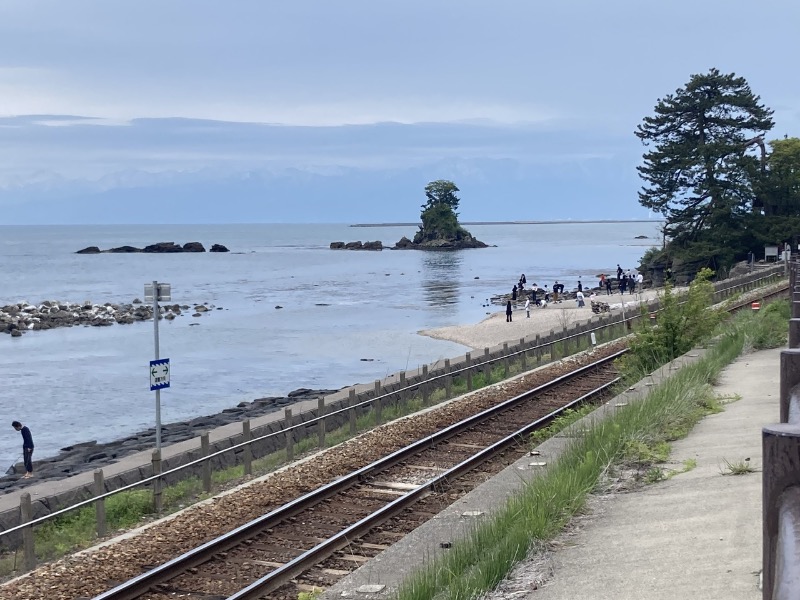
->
599 264 644 295
506 265 646 322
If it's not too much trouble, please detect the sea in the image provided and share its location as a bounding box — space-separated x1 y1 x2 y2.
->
0 221 662 463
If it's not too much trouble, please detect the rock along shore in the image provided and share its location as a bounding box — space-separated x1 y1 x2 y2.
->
0 388 339 493
1 299 222 337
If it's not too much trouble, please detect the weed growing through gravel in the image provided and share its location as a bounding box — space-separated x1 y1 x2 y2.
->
720 458 756 475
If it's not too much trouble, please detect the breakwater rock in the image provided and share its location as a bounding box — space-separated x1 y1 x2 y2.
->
0 388 339 493
1 300 222 337
76 242 230 254
393 235 489 250
330 240 383 250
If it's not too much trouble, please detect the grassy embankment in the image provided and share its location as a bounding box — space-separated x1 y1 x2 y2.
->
394 298 788 600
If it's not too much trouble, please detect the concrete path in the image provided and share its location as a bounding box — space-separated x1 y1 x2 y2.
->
521 347 779 600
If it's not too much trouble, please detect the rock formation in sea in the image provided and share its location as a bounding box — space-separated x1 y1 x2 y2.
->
329 240 383 250
75 241 230 253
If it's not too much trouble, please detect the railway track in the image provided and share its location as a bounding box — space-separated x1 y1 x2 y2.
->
93 351 624 600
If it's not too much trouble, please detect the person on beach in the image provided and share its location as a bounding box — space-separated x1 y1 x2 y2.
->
629 273 637 294
577 279 583 293
605 278 612 295
525 297 531 318
617 264 623 280
11 421 34 478
506 300 513 322
619 276 627 294
576 290 585 307
520 273 526 286
512 285 517 301
637 272 644 289
553 281 560 303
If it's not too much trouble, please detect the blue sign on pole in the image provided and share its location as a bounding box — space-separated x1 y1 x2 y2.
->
150 358 170 391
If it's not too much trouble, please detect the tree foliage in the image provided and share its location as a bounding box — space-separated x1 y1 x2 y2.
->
635 69 774 250
760 137 800 216
423 180 461 213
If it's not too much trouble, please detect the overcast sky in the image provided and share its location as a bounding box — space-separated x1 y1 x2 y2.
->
1 0 798 224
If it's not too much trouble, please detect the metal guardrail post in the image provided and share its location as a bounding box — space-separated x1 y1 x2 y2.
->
780 350 800 424
317 397 327 447
94 469 106 538
465 352 473 390
373 380 382 426
422 365 430 405
242 420 252 476
349 389 357 435
763 424 800 600
444 360 452 397
201 431 211 493
285 408 294 462
20 492 35 572
790 320 800 350
535 334 542 364
152 450 162 514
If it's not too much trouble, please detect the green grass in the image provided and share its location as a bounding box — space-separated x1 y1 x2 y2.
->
395 306 762 600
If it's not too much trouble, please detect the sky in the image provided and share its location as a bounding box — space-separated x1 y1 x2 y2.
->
1 1 798 224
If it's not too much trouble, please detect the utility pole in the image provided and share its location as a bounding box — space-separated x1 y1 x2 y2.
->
145 281 171 455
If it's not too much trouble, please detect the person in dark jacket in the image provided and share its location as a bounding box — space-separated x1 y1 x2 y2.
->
512 285 517 301
506 300 513 322
11 421 34 478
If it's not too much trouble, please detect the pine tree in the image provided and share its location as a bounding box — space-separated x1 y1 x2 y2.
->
635 69 774 251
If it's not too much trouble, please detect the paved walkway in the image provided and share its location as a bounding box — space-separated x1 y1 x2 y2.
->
324 346 779 600
519 347 778 600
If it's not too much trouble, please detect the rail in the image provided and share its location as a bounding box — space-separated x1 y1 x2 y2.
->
763 257 800 600
93 351 623 600
0 267 785 573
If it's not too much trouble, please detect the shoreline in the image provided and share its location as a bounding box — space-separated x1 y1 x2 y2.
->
351 219 665 227
420 287 664 350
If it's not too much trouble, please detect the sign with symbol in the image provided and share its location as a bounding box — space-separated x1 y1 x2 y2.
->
150 358 170 391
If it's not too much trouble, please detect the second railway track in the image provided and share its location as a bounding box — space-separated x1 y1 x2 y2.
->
94 350 624 600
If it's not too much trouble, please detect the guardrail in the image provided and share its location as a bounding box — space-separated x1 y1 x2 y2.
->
0 266 785 574
764 258 800 600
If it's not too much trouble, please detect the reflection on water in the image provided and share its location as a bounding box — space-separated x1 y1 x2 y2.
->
421 252 463 309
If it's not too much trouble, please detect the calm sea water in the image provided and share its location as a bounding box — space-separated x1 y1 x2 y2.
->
0 222 662 462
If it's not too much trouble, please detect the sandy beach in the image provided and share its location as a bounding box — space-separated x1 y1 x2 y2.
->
420 288 666 350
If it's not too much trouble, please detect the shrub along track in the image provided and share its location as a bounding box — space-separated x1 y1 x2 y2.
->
1 342 626 600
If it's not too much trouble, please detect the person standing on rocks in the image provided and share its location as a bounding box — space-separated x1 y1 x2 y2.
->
525 297 531 318
11 421 34 478
512 285 518 301
506 300 513 322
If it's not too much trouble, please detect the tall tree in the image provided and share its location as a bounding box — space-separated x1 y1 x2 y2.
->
635 69 774 249
423 180 461 213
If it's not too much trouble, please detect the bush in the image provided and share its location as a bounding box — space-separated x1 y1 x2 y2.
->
623 268 721 376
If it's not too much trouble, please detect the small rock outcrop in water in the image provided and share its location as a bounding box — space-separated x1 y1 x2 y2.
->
1 300 222 337
393 233 488 250
330 240 383 250
75 241 229 254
